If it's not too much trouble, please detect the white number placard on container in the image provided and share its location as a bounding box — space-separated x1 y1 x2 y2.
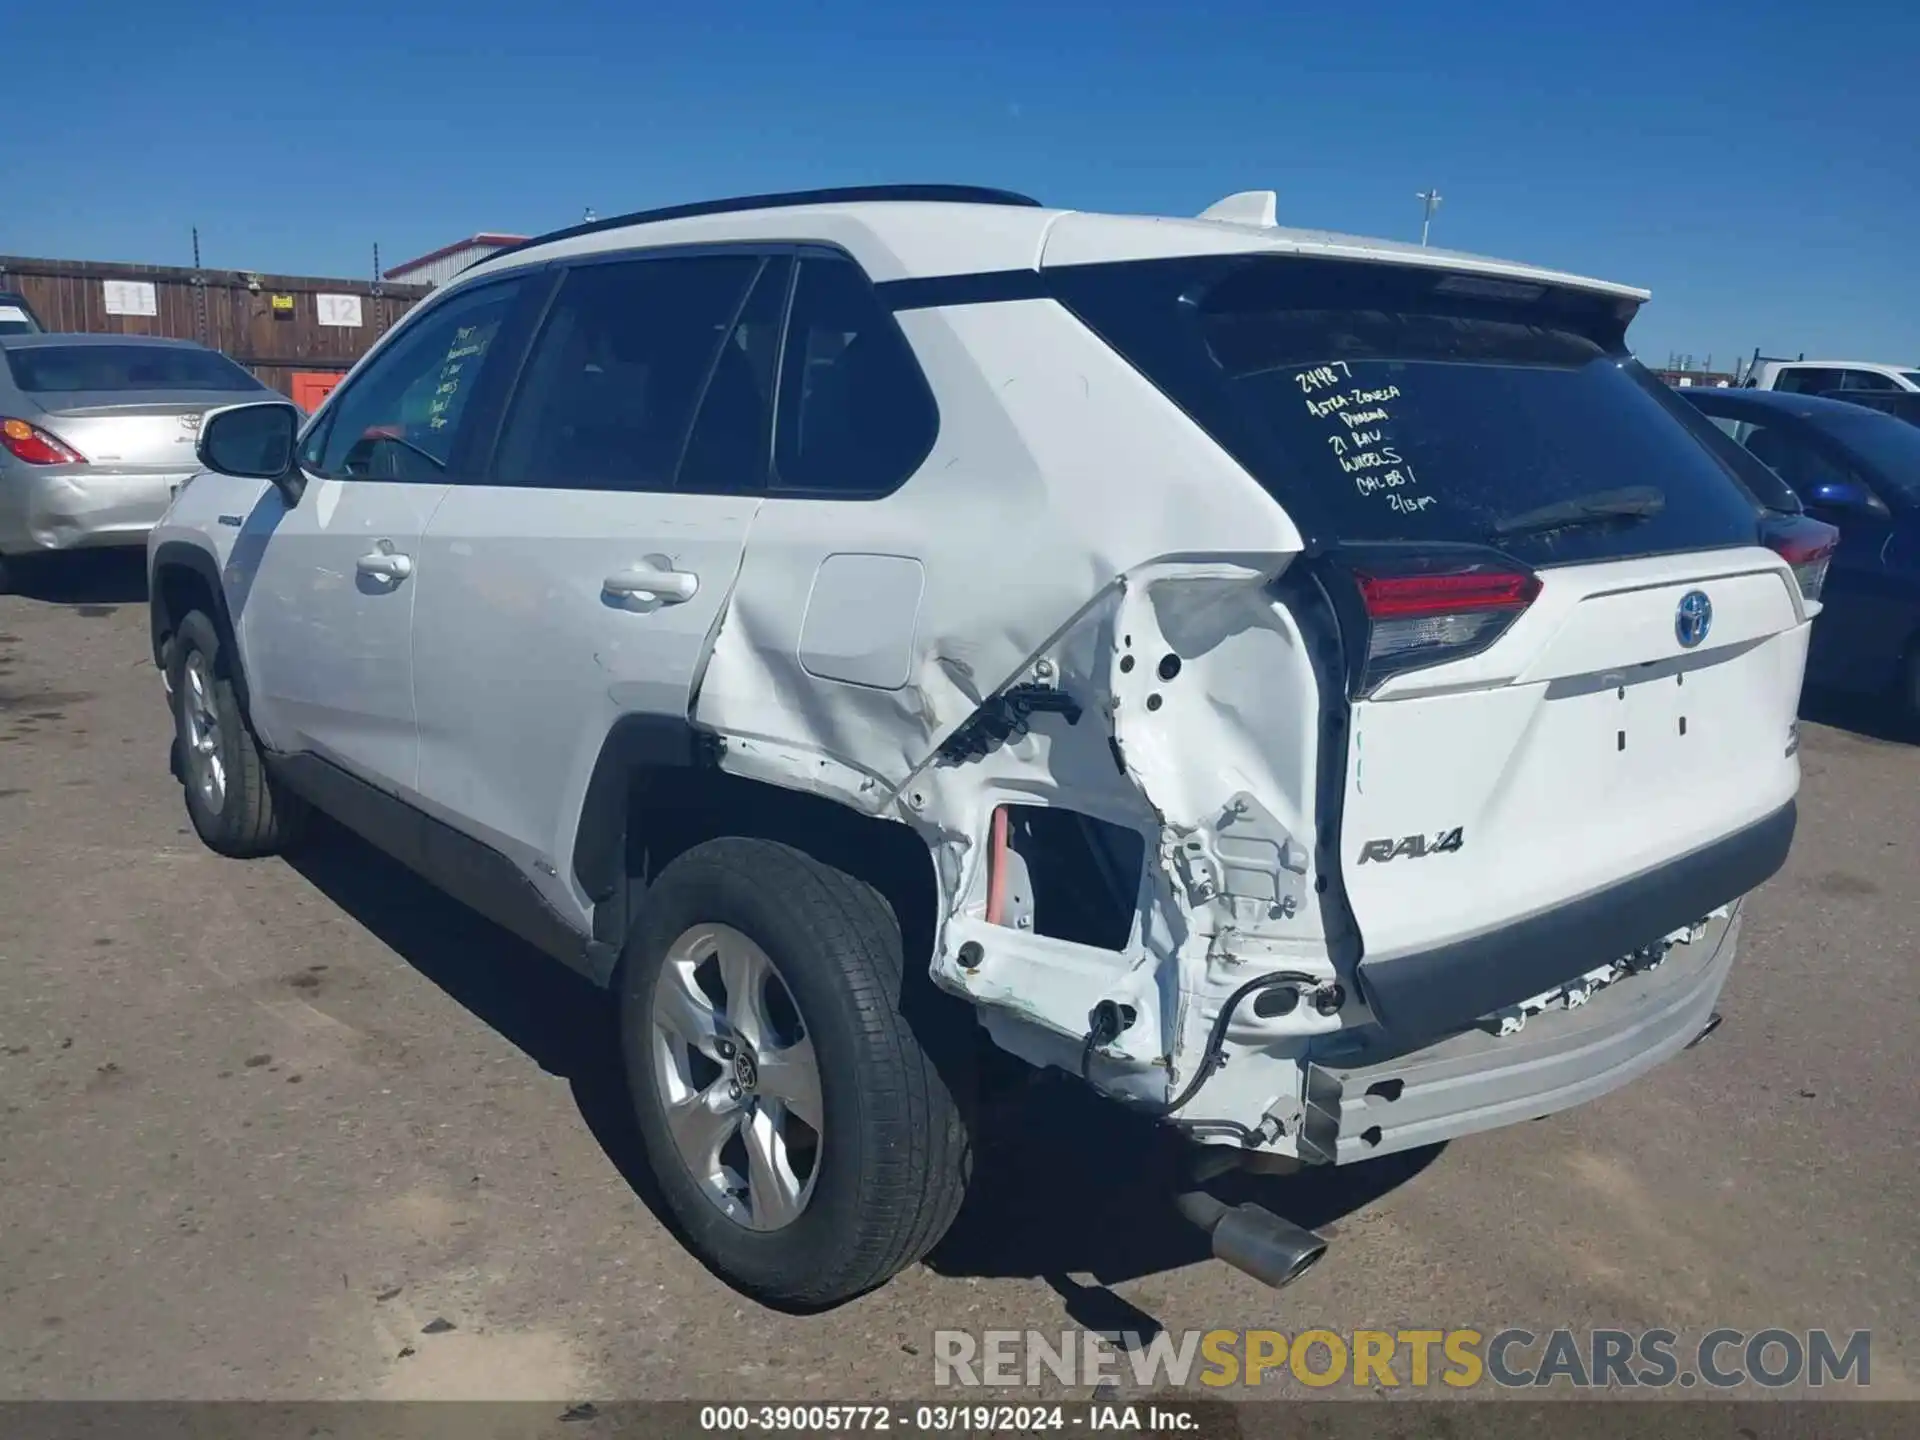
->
316 293 364 328
103 280 158 316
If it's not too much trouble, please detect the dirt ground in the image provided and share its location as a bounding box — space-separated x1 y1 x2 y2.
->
1 553 1914 1403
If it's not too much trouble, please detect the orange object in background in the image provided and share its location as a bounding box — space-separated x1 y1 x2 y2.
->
290 371 344 414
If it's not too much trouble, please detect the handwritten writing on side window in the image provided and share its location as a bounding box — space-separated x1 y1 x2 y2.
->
426 323 489 432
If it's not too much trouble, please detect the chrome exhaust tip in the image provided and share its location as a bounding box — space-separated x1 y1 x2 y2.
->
1176 1191 1328 1290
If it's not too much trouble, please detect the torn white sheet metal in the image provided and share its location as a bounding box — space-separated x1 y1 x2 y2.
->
691 298 1336 1142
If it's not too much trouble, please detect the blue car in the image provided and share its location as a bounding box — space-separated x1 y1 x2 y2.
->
1681 386 1920 722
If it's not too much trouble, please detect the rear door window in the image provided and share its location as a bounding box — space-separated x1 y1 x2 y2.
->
1052 256 1763 564
492 254 760 492
771 255 937 496
1772 368 1834 394
677 257 789 493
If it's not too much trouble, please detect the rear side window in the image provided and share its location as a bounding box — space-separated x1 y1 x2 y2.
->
5 343 258 393
493 254 760 492
772 256 937 495
1053 256 1764 564
1837 369 1899 393
1773 367 1835 394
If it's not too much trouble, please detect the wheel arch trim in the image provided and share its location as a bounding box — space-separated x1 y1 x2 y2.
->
149 540 252 719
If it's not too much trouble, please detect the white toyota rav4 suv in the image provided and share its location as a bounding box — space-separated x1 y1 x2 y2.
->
149 184 1826 1309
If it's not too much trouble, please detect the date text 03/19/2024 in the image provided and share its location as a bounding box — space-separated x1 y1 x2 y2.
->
698 1404 1198 1432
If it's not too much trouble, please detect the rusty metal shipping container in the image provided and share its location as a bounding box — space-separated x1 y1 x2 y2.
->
0 255 430 402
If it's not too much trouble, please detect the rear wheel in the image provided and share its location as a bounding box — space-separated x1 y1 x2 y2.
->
168 610 307 857
620 837 970 1309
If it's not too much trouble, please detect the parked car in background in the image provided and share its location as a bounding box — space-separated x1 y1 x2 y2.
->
0 334 278 589
1745 359 1920 395
0 291 44 335
1814 388 1920 428
1681 387 1920 721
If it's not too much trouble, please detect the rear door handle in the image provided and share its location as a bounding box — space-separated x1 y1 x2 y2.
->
356 550 414 581
603 566 699 604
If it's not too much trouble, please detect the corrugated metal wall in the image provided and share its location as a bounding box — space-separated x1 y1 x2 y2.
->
384 243 509 290
0 255 431 397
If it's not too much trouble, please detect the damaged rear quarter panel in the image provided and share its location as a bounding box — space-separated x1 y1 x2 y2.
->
693 295 1345 1133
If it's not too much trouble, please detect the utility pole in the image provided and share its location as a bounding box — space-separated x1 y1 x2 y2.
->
190 225 208 346
1416 188 1443 246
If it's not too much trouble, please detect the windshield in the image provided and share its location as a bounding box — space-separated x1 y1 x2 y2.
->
1821 412 1920 502
4 344 260 394
1051 255 1764 564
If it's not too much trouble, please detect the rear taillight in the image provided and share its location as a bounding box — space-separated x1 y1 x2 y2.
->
1345 560 1541 693
1 417 84 465
1761 515 1838 604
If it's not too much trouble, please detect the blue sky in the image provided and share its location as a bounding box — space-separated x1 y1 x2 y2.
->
4 0 1914 369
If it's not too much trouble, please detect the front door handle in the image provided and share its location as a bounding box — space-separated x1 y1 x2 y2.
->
603 565 698 604
356 549 414 581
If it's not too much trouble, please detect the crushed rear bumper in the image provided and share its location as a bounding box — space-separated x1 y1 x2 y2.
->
1298 903 1740 1166
1354 801 1794 1045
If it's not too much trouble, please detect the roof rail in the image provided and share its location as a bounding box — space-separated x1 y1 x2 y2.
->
475 184 1044 270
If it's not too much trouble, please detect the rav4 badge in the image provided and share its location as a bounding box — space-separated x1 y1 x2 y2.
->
1358 828 1465 863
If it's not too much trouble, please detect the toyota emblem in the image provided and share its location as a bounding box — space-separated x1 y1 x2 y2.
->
1675 591 1713 649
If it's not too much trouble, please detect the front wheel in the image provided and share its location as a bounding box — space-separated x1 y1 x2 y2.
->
620 837 970 1309
168 609 307 857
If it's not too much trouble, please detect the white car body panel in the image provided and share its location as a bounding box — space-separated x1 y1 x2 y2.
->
409 486 759 926
236 475 447 791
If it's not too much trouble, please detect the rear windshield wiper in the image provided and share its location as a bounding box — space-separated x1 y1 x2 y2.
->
1490 485 1666 539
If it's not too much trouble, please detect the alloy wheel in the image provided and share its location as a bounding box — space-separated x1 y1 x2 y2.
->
649 923 823 1231
180 651 227 813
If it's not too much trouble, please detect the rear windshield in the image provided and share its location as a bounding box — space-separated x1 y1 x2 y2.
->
5 344 260 394
1050 257 1765 564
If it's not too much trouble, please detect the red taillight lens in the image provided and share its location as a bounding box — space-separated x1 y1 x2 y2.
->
1348 563 1541 693
1760 515 1838 604
1 416 84 465
1356 570 1542 618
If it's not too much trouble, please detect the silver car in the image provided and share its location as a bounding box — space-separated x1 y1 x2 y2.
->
1 333 278 584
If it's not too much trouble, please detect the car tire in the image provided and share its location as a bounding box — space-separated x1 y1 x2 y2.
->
620 837 971 1310
168 609 308 858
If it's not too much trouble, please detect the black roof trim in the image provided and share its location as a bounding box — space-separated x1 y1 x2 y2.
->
474 185 1044 272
